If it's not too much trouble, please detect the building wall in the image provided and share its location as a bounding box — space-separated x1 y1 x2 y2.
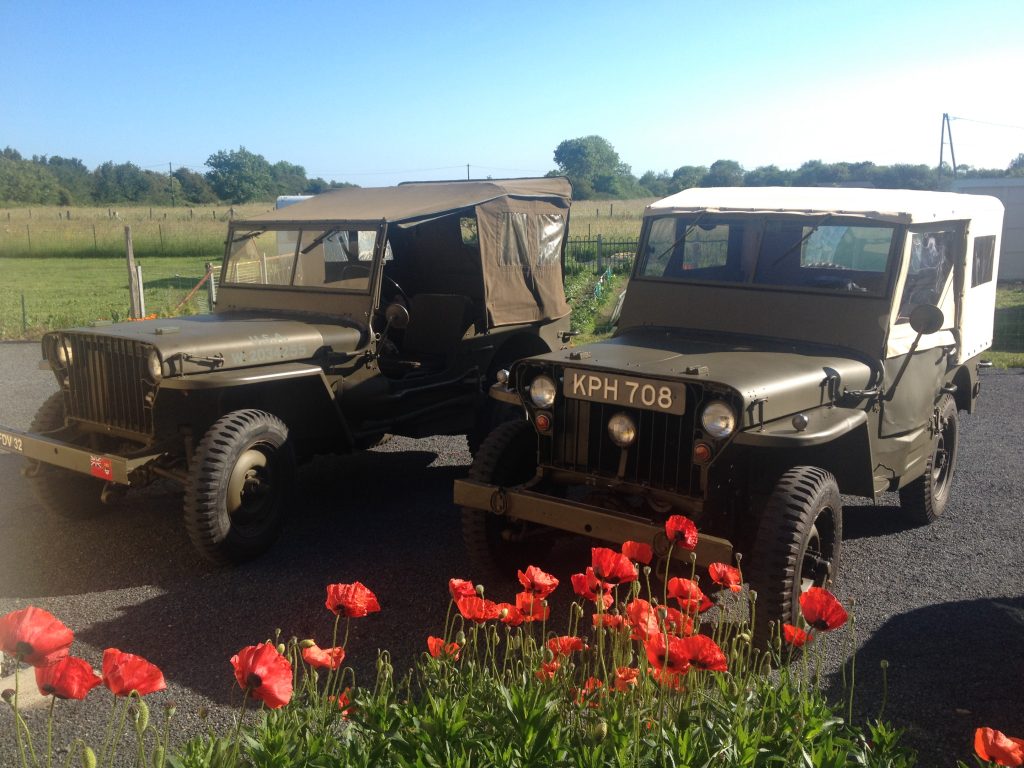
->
952 178 1024 281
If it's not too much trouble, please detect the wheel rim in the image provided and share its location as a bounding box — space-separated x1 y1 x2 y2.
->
931 419 954 495
226 446 278 534
799 510 837 595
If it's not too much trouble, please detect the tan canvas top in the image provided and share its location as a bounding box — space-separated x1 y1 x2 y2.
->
236 178 572 226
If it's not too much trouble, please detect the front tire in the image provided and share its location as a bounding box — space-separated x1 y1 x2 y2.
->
747 466 843 647
461 419 552 582
26 393 109 518
184 410 295 564
899 394 958 526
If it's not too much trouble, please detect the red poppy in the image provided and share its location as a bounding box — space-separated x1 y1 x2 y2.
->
644 633 690 682
535 659 560 681
592 613 626 630
621 540 653 565
664 515 698 550
102 649 166 697
456 596 501 622
517 566 559 599
230 643 292 709
614 666 640 692
34 656 102 700
708 562 742 593
782 624 812 648
625 599 661 642
514 592 549 622
975 727 1024 767
591 547 638 586
426 636 461 660
331 687 354 718
657 605 694 637
547 635 586 656
448 579 477 600
576 676 604 707
666 578 712 614
570 568 613 610
678 635 728 672
301 643 346 670
325 582 381 618
799 587 848 632
492 602 523 626
0 606 74 667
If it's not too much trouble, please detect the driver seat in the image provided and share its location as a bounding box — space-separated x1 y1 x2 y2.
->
397 293 474 372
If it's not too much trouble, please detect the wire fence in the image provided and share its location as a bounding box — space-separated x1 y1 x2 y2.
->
565 236 637 276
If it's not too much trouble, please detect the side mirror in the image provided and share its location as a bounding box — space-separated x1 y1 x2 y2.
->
909 304 944 335
384 302 410 331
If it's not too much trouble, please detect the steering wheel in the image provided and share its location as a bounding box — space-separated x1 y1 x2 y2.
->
381 273 408 303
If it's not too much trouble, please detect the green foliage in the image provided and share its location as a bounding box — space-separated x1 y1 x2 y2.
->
173 168 218 204
702 159 745 187
204 147 274 204
554 135 639 200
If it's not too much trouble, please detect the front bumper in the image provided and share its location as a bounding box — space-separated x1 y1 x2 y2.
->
0 424 160 485
454 477 732 568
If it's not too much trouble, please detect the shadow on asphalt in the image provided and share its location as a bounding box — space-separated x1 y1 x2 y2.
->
841 502 918 540
825 594 1024 766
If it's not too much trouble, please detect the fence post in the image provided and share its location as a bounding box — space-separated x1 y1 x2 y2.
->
159 224 164 253
21 293 27 336
92 224 98 254
597 234 603 271
26 224 31 253
136 264 146 317
125 226 142 319
205 262 217 308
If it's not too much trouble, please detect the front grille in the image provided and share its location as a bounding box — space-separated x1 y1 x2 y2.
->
57 334 156 438
544 383 704 496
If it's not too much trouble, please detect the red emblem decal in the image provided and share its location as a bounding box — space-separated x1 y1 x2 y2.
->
89 455 113 480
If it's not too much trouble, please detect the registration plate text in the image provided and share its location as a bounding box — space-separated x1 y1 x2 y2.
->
564 370 685 414
0 430 24 453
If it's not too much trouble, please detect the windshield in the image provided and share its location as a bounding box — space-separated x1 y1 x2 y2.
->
638 215 897 297
224 227 384 291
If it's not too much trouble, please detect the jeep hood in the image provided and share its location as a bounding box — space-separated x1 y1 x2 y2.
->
49 314 363 375
531 329 876 424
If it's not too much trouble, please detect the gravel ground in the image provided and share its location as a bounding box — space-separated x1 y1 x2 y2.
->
0 340 1021 767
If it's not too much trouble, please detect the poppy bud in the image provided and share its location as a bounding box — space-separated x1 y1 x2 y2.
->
276 643 286 655
134 700 150 734
880 659 889 670
589 718 608 743
152 746 164 767
81 745 97 768
475 584 485 596
734 552 743 563
498 608 509 620
749 590 757 603
455 631 466 645
299 639 317 649
1 688 13 703
165 702 177 719
738 631 752 645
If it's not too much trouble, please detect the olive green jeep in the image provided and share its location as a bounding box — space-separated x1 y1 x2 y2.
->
455 187 1004 639
0 178 573 563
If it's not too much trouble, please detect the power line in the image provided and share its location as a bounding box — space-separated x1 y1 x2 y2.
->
948 116 1024 132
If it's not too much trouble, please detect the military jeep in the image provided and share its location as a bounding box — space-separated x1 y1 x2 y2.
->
456 186 1003 639
0 178 572 563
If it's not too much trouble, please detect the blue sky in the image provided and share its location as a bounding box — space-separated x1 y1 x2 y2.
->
2 0 1022 187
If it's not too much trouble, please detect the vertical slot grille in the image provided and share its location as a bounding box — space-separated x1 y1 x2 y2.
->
62 334 155 437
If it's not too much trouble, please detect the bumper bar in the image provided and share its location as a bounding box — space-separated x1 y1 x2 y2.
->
454 478 732 568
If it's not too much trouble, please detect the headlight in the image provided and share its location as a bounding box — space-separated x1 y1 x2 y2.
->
607 412 637 447
701 401 736 439
146 349 163 382
529 375 557 408
54 339 73 368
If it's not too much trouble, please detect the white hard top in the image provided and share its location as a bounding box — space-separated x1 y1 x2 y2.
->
646 186 1005 225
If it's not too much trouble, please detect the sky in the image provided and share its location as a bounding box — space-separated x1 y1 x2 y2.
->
2 0 1023 188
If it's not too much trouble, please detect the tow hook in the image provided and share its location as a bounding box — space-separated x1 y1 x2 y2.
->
489 487 509 516
100 482 127 505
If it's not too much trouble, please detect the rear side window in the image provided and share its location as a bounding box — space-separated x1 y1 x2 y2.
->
972 235 995 287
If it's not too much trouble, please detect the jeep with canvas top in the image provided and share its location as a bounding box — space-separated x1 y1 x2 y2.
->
0 178 573 563
455 186 1003 640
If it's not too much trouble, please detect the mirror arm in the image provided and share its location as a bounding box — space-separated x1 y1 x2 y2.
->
882 332 923 402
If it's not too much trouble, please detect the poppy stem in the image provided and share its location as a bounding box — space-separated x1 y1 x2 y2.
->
46 695 56 768
228 689 250 766
9 666 36 768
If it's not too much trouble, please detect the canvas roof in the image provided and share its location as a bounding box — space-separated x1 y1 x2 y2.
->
235 177 572 227
646 186 1005 225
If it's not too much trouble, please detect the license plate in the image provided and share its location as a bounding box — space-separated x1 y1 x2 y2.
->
563 370 685 415
0 430 24 453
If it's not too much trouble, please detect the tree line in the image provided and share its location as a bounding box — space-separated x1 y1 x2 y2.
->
3 138 1023 207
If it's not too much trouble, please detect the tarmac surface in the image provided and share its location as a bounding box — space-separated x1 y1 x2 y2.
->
0 340 1022 766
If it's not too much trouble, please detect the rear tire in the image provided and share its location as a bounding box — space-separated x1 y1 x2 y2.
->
461 419 552 582
747 466 842 648
899 394 958 526
184 410 295 564
26 393 109 518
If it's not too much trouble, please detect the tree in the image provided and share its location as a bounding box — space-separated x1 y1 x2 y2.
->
205 147 273 203
1008 153 1024 178
270 161 308 197
744 165 792 187
552 135 636 199
670 165 708 192
173 167 217 203
90 161 151 203
0 154 60 203
35 155 92 204
701 160 744 187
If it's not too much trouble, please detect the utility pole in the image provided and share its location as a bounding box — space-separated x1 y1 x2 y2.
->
466 164 470 180
938 114 957 180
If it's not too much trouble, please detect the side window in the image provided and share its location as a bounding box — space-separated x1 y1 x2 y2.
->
498 212 530 267
898 230 956 320
460 216 479 247
972 235 995 287
537 214 564 266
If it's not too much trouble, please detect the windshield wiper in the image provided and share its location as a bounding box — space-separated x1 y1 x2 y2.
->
768 214 833 267
231 230 264 243
649 211 708 266
300 229 339 255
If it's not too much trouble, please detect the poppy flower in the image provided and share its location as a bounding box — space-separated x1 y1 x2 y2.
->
644 633 690 682
657 605 694 637
614 666 640 692
708 562 742 593
621 540 653 565
570 568 613 610
592 613 626 630
625 599 661 642
667 578 712 614
301 643 346 670
456 596 501 622
517 566 559 599
230 643 292 709
975 727 1024 767
799 587 848 631
331 687 354 718
0 606 74 667
591 547 638 586
448 579 477 600
102 649 166 697
547 635 586 656
678 634 728 672
664 515 698 550
535 659 560 681
493 602 525 626
576 676 604 707
426 636 461 660
782 624 812 648
325 582 381 618
514 592 549 622
34 656 102 700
